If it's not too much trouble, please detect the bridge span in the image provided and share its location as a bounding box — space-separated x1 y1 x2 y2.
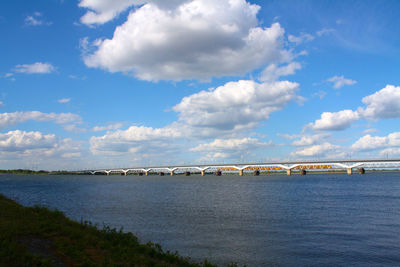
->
85 159 400 176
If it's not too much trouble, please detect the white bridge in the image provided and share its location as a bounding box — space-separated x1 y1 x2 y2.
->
86 159 400 176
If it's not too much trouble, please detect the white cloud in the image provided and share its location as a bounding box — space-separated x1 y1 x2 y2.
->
78 0 220 26
307 85 400 131
352 132 400 152
90 76 302 158
78 0 140 25
292 142 340 157
0 130 57 152
360 85 400 119
308 110 360 131
191 137 272 152
351 134 388 152
288 32 314 45
191 137 272 161
14 62 55 74
90 125 182 155
327 75 357 89
380 148 400 157
92 123 123 132
83 0 292 81
0 111 82 130
259 62 301 82
24 12 52 26
0 101 3 107
0 130 83 170
363 128 378 134
58 98 71 104
173 80 299 133
291 133 330 146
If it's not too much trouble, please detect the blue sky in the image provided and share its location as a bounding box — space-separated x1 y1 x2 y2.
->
0 0 399 170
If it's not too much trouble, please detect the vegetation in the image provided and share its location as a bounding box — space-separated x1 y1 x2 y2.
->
0 194 225 267
0 169 50 175
0 169 89 175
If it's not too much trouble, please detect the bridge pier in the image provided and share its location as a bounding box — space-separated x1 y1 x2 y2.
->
170 171 174 176
286 169 292 176
347 168 353 175
239 169 243 176
359 167 365 174
201 170 205 176
145 171 148 176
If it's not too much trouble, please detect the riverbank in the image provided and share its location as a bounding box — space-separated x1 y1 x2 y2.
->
0 194 223 267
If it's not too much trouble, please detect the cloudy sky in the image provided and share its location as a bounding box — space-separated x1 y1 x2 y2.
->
1 0 400 170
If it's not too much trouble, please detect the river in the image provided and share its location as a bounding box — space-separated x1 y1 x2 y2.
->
1 172 400 266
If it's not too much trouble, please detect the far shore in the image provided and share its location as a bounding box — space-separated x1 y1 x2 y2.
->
1 168 399 176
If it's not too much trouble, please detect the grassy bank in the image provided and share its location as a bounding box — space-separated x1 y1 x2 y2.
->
0 194 224 267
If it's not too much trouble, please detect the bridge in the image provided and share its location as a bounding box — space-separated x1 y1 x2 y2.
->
85 159 400 176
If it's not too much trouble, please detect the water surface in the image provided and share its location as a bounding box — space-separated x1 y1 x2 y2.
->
1 172 400 266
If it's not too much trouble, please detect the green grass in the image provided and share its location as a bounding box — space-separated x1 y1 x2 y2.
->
0 194 230 267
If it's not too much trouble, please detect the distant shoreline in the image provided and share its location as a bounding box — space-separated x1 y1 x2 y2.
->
1 168 399 175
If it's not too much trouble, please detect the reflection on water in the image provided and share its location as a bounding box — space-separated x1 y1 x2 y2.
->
1 172 400 266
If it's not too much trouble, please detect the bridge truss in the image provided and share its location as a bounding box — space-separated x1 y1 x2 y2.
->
84 159 400 176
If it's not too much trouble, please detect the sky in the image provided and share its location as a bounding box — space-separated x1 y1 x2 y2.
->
0 0 400 170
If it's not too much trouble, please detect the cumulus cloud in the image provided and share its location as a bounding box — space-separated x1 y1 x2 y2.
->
58 98 71 104
0 111 82 130
380 148 400 157
173 80 299 132
351 132 400 152
308 85 400 131
191 137 272 161
90 71 303 158
259 62 301 82
308 110 360 131
78 0 139 25
14 62 55 74
360 85 400 119
291 133 330 146
0 130 57 152
83 0 292 81
90 125 182 155
292 142 340 157
0 130 83 169
327 75 357 89
191 137 272 152
78 0 190 25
